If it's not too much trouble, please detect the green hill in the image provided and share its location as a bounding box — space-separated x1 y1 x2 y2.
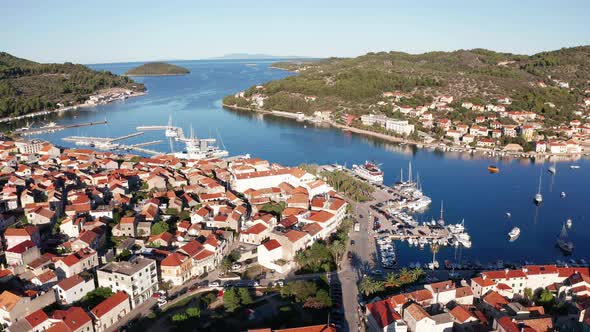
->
0 52 145 118
224 47 590 125
124 62 190 76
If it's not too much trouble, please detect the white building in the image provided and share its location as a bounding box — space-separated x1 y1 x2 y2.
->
53 274 95 305
97 256 158 308
386 119 415 136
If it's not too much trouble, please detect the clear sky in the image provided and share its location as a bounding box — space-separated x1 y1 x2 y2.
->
2 0 589 64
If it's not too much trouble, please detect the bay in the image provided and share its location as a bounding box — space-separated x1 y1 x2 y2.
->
15 60 590 267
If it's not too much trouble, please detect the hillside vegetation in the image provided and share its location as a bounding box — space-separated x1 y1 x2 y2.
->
125 62 190 76
224 47 590 119
0 52 145 118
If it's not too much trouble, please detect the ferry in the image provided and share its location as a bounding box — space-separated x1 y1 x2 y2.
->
508 227 520 241
352 161 384 184
174 136 229 160
487 165 499 173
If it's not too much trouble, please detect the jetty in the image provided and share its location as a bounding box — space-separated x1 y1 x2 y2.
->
15 120 108 136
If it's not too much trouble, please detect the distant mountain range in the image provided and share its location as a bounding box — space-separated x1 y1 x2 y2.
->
210 53 309 60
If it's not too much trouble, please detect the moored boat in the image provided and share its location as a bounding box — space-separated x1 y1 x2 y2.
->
352 161 384 184
488 165 499 173
508 227 520 241
556 224 574 254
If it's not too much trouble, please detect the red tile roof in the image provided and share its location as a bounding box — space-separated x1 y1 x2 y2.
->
55 274 85 291
25 309 49 328
6 240 36 253
497 316 519 332
262 239 281 251
90 291 129 318
366 299 401 328
51 307 92 331
450 305 475 323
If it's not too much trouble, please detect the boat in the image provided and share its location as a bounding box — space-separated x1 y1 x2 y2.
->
352 161 384 184
548 161 556 175
561 192 566 198
570 165 580 169
508 227 520 241
488 165 499 173
41 121 57 128
506 212 511 218
566 218 573 228
556 224 574 254
534 174 543 205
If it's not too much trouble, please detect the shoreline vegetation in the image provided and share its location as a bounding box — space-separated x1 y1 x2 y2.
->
1 88 147 124
0 52 146 119
222 103 588 161
124 62 190 76
223 46 590 162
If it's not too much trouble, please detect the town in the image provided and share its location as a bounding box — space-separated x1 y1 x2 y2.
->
0 135 587 331
227 83 590 159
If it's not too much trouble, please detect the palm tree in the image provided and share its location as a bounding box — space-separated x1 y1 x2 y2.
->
399 268 412 284
359 276 384 296
430 243 440 270
385 272 399 288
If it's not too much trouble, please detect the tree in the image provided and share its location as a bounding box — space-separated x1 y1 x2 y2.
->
359 276 384 296
219 257 232 274
223 288 241 312
238 288 253 305
523 288 533 300
79 287 114 310
171 313 188 322
151 220 169 235
281 281 318 303
537 289 555 307
186 307 201 318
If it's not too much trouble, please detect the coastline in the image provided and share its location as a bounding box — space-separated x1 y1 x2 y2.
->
222 103 588 161
0 90 147 124
124 73 189 77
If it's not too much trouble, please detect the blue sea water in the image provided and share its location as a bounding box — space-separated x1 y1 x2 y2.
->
15 60 590 266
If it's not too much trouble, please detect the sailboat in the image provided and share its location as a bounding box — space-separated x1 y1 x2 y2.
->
438 201 445 226
548 161 556 175
556 223 574 254
534 173 543 205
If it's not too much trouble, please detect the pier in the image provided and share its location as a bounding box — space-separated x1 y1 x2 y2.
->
61 131 161 155
15 120 108 136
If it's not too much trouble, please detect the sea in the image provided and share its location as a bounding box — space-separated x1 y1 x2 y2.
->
8 59 590 267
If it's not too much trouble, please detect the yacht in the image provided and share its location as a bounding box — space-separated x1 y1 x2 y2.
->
566 218 573 229
508 227 521 241
556 224 574 254
352 161 384 184
561 192 566 198
506 212 511 218
570 165 580 169
174 136 229 160
534 174 543 204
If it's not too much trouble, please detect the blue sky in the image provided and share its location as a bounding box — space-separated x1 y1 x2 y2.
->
2 0 589 64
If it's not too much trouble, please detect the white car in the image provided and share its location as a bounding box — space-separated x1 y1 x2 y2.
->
157 299 167 307
231 263 242 270
210 281 221 287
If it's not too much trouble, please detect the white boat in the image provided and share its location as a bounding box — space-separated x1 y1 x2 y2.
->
566 218 573 228
561 192 566 198
506 212 511 218
548 161 556 175
352 161 384 184
570 165 580 169
508 227 520 241
41 121 57 128
556 224 574 254
534 173 543 204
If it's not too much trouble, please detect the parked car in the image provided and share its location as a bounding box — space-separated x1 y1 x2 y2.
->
210 280 221 287
231 262 242 270
157 299 167 307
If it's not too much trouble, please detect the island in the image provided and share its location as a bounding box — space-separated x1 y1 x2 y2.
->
124 62 190 76
0 52 145 120
224 46 590 158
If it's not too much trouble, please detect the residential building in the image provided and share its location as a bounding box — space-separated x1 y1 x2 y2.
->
97 256 158 308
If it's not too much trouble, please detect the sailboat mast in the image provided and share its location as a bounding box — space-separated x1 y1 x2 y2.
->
400 168 403 183
408 161 413 184
440 201 444 220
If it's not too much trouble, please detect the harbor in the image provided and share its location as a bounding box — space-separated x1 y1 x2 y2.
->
25 59 590 267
